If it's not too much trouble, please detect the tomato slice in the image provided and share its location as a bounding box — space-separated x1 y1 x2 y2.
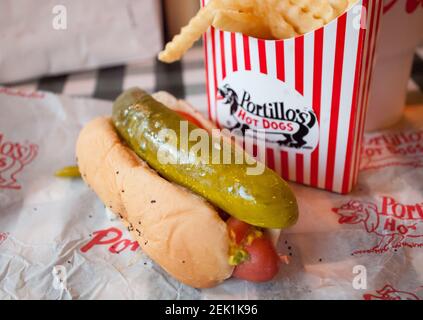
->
176 111 205 129
227 217 280 282
232 235 279 282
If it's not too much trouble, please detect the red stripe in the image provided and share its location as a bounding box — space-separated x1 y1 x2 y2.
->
275 40 289 179
210 28 220 128
350 0 371 187
354 0 382 185
231 33 238 72
295 36 305 184
275 41 285 81
258 40 268 74
353 0 376 185
310 28 324 188
325 13 347 191
201 0 212 121
257 39 272 171
203 31 212 122
266 148 275 171
243 35 251 71
341 2 368 194
296 155 304 183
295 37 304 95
219 30 227 79
253 144 258 159
354 2 381 184
363 1 383 128
280 151 289 180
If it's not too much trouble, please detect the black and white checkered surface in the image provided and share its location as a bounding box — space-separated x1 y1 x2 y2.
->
3 44 423 115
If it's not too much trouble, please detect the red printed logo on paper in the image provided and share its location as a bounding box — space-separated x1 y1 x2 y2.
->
332 197 423 254
0 232 8 246
81 227 140 254
384 0 423 14
0 133 38 190
360 130 423 170
217 74 319 153
0 87 45 99
363 284 422 300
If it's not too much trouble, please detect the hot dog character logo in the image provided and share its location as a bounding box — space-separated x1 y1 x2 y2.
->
0 232 8 246
363 284 422 300
0 133 38 190
217 72 319 153
332 197 423 254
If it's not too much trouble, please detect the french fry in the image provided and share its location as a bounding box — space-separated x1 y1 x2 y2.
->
158 4 216 63
158 0 258 63
275 0 325 35
348 0 359 9
212 9 274 40
266 11 298 39
158 0 360 63
328 0 350 15
289 0 336 24
257 0 297 39
215 0 257 13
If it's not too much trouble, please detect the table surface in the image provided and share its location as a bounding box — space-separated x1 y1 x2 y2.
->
3 44 423 118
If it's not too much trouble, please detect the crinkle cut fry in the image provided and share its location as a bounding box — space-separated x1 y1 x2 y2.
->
158 5 216 63
328 0 350 15
158 0 258 63
274 0 325 35
158 0 360 63
289 0 336 24
257 0 297 39
212 9 274 40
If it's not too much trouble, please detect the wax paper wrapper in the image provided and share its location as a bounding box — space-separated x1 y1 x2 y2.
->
0 88 422 300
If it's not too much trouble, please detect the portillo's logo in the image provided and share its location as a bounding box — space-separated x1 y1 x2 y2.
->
0 232 8 247
218 84 318 151
80 227 140 254
363 284 422 300
360 129 423 170
332 197 423 254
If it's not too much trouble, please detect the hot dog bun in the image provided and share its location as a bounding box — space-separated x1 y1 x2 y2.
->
76 116 233 288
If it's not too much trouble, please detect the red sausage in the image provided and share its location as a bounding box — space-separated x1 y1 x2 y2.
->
227 217 280 282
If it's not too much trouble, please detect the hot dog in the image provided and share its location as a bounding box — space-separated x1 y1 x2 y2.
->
76 88 298 288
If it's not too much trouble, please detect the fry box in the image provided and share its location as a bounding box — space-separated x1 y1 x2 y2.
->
201 0 383 194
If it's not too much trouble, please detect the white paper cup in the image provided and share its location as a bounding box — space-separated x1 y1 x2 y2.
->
365 1 423 132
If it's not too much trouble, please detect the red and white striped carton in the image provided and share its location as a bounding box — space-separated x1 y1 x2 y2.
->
201 0 383 194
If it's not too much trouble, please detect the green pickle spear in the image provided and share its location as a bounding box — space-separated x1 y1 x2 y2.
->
112 88 298 229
